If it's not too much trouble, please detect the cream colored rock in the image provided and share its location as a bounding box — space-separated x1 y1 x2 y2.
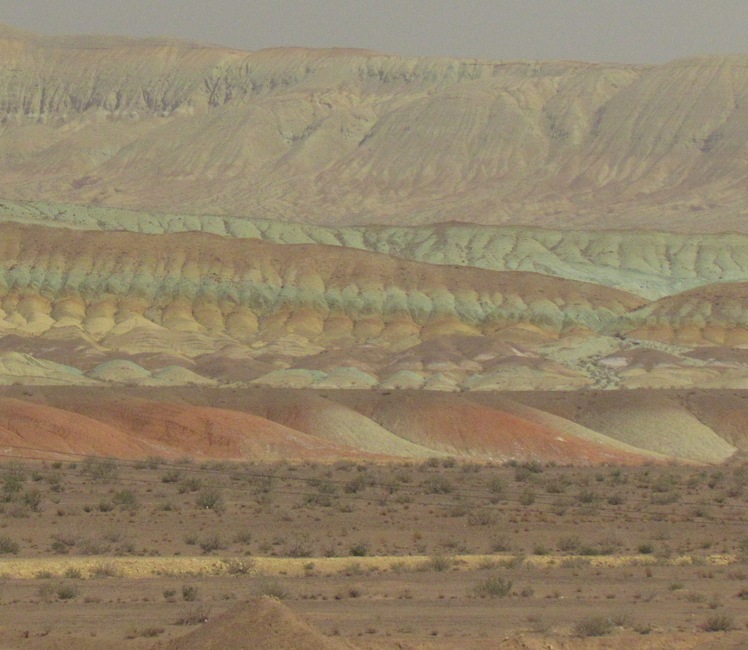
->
2 28 748 231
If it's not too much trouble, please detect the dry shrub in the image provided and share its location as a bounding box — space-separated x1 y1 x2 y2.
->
573 615 613 637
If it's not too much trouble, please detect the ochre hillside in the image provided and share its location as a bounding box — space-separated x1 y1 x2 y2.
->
2 25 748 230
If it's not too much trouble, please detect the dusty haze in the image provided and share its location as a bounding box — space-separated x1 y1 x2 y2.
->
3 1 748 64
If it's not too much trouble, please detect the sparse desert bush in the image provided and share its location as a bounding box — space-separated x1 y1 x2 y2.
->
349 542 368 557
490 536 512 553
141 456 165 470
422 475 453 494
344 475 367 494
651 490 680 505
199 534 224 554
35 570 56 579
79 538 111 556
573 615 613 637
473 575 512 598
63 567 82 579
182 584 199 601
22 488 42 511
129 626 165 639
544 479 566 494
304 479 338 506
285 533 314 558
233 530 253 545
343 561 365 576
467 509 495 526
112 490 138 511
80 456 119 482
55 583 79 600
174 604 211 625
195 487 223 511
519 489 536 506
161 469 182 483
700 613 734 632
37 582 78 601
178 477 202 493
576 489 598 504
0 535 19 554
2 463 26 495
90 561 121 578
222 558 255 575
256 578 289 600
423 555 453 572
46 472 64 493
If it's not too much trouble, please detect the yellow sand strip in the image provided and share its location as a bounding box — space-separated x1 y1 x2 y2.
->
0 553 735 580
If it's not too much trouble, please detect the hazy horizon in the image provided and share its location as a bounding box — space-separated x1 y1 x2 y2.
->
2 0 748 64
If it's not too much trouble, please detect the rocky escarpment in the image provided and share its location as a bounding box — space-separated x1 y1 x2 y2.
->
2 25 748 230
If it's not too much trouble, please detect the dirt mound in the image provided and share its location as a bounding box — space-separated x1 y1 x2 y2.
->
350 392 657 464
159 597 353 650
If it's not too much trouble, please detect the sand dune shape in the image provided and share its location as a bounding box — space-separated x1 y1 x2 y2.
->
53 397 373 461
0 397 159 459
158 597 355 650
348 392 659 464
237 391 440 458
519 392 737 464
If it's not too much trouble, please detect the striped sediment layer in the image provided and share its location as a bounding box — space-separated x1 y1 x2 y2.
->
0 386 740 465
0 222 646 343
8 200 748 299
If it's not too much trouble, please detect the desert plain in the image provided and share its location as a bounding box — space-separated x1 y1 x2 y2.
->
0 22 748 648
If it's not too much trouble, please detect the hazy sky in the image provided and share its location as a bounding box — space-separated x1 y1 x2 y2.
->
2 0 747 64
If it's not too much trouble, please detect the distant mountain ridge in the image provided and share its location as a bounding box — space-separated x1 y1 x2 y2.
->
1 24 748 231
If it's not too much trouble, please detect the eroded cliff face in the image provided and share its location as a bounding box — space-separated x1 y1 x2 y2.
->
2 25 748 230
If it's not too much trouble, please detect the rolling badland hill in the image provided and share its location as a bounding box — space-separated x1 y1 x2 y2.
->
1 26 748 466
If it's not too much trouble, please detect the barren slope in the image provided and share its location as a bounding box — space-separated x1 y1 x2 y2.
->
516 391 737 463
0 222 646 355
349 392 661 464
615 282 748 344
0 397 160 459
39 396 374 461
10 201 748 299
2 27 748 230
